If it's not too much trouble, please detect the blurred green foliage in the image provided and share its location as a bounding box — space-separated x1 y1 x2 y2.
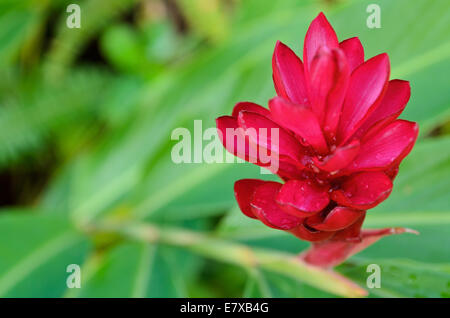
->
0 0 449 298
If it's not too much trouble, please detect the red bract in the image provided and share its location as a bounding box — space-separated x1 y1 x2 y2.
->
216 12 419 267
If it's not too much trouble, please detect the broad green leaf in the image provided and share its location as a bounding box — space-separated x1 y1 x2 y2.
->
74 243 198 297
0 213 90 297
243 269 335 298
338 258 450 298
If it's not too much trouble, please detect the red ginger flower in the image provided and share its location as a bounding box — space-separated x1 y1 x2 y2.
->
216 12 419 267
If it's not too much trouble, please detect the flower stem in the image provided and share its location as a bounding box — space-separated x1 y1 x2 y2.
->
87 221 368 298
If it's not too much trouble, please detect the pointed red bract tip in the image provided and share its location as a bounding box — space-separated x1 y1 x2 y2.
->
339 37 364 72
303 12 339 74
272 41 308 104
300 227 419 268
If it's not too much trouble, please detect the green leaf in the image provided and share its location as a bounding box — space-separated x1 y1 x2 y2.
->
0 213 90 297
75 243 199 297
338 258 450 298
244 270 336 298
0 3 40 66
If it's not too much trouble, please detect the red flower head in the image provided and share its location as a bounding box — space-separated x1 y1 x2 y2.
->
216 13 419 267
